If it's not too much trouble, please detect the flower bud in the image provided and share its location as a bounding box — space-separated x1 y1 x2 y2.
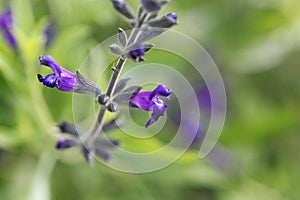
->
107 102 118 112
111 0 135 19
98 94 110 105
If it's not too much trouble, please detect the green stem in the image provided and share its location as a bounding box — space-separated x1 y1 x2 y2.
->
87 13 150 143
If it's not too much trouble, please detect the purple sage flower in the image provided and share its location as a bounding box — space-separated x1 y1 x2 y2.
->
37 55 102 95
130 84 171 127
0 9 17 49
43 22 56 48
127 43 145 62
38 55 76 92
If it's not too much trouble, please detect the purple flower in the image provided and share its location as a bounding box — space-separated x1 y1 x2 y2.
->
43 22 56 48
130 84 171 127
0 9 17 49
37 55 102 95
37 55 76 92
127 43 145 62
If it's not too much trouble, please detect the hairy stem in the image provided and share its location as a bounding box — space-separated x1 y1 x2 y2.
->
89 57 126 138
87 13 149 142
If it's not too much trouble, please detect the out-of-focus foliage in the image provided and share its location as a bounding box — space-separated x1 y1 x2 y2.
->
0 0 299 200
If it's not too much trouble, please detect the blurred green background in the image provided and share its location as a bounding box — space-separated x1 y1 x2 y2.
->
1 0 300 199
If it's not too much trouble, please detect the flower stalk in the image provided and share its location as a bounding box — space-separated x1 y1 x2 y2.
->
88 12 150 142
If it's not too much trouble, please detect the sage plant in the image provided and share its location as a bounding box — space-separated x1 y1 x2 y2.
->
37 0 178 166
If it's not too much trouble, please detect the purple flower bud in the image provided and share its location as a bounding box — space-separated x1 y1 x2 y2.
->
56 138 78 149
107 102 118 112
0 9 17 49
130 84 171 127
57 121 80 136
148 12 178 28
127 43 146 62
166 12 178 23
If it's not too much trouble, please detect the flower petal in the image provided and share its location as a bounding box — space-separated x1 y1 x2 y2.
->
150 84 171 99
145 97 167 127
37 73 57 88
39 55 62 75
130 91 153 111
57 76 76 91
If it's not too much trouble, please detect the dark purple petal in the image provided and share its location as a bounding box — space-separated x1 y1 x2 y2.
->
39 55 62 75
38 74 57 88
56 138 78 149
145 97 167 127
130 91 153 111
150 84 171 99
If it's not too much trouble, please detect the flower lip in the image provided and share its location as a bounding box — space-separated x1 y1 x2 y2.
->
39 55 62 75
37 73 57 88
149 84 172 99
